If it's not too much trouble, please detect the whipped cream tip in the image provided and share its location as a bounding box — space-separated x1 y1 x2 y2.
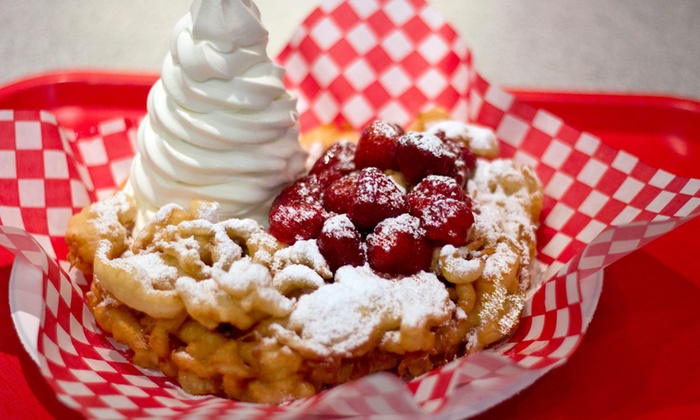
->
190 0 268 53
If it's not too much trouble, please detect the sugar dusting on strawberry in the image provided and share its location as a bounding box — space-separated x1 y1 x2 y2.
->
366 213 432 275
268 202 325 245
323 171 359 215
348 167 408 231
409 196 473 247
310 140 357 187
409 175 467 202
317 214 366 272
396 132 457 185
354 121 403 170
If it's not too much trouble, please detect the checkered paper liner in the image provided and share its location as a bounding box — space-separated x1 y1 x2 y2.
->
2 0 700 418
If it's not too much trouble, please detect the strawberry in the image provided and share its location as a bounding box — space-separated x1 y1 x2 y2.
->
354 121 403 170
310 141 357 187
366 214 432 275
272 174 323 209
268 201 326 245
409 175 467 202
396 132 457 186
323 171 360 215
317 214 366 272
323 168 408 231
347 167 408 231
442 138 476 187
408 195 473 247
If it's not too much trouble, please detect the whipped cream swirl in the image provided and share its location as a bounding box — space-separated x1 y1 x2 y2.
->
131 0 307 224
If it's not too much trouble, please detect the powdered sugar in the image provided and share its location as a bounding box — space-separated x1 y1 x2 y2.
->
272 203 320 224
369 120 402 139
400 131 453 157
427 121 499 157
114 251 179 290
273 264 453 358
87 191 135 235
366 213 423 252
482 241 518 281
215 258 293 316
194 201 221 223
271 239 332 279
354 167 406 207
455 157 543 345
320 214 356 239
469 158 540 261
272 264 326 295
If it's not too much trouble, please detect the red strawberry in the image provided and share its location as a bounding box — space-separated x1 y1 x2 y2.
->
409 175 467 202
323 171 360 215
269 202 326 245
409 195 474 247
354 121 403 170
366 214 432 275
396 132 457 185
272 175 323 209
310 141 357 187
347 167 408 231
317 214 366 272
443 138 476 187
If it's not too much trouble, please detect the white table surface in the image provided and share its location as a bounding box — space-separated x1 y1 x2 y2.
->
1 0 699 100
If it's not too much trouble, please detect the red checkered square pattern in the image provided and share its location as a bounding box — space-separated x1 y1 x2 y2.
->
279 0 473 132
0 111 138 267
1 0 699 417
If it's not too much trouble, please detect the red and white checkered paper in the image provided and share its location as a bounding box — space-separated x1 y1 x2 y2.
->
2 0 700 418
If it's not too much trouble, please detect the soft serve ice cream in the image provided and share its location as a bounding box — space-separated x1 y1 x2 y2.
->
130 0 307 224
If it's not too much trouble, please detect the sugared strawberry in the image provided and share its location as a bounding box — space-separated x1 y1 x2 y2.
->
409 175 467 202
269 202 326 245
323 171 360 215
354 121 403 171
443 138 476 187
366 214 432 275
272 174 323 209
448 158 470 189
396 132 457 185
409 195 474 247
347 167 408 231
316 165 352 189
317 214 366 272
310 141 357 187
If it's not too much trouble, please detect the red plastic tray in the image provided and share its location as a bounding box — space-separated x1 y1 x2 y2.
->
1 72 699 419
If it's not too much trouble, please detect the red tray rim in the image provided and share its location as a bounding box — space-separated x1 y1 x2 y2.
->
2 69 700 113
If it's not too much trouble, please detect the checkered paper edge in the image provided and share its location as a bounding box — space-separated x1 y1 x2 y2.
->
0 110 139 266
1 0 699 418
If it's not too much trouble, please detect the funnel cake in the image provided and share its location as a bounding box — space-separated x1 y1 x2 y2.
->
67 109 543 404
65 0 543 406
